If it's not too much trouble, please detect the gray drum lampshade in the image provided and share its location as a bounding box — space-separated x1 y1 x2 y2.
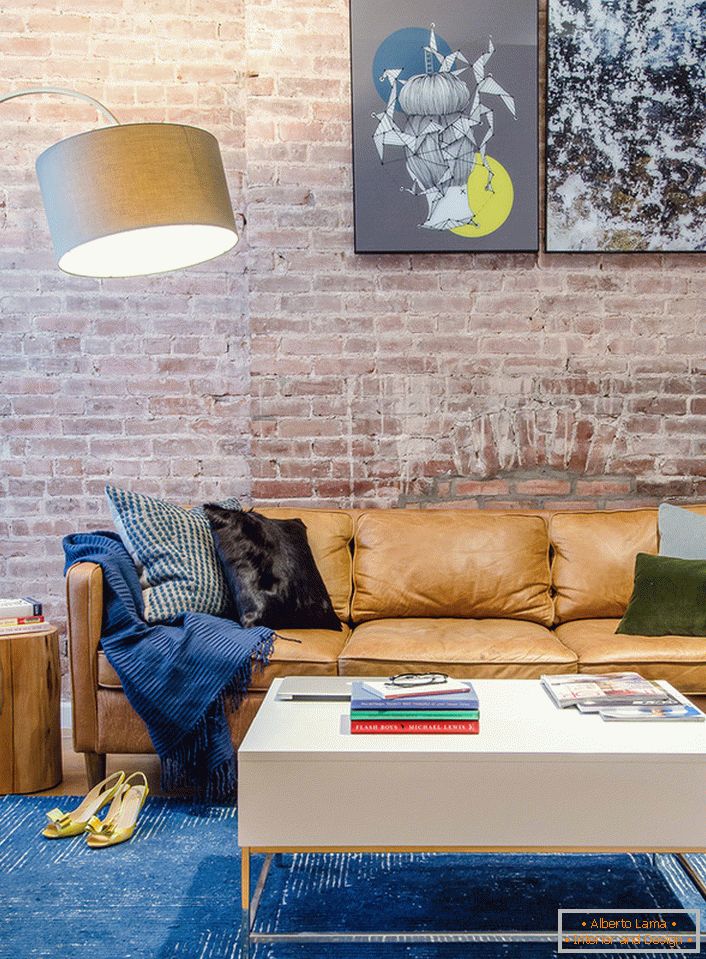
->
35 122 238 278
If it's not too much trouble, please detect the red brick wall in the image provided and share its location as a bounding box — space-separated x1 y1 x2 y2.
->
246 0 705 508
1 0 704 637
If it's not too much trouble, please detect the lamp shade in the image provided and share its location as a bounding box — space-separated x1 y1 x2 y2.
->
35 122 238 278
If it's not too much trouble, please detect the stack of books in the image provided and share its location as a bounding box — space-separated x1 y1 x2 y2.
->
0 597 46 636
541 672 705 722
350 678 479 734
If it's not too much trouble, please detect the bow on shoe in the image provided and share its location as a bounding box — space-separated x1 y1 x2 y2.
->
45 808 72 829
41 770 127 840
85 815 115 837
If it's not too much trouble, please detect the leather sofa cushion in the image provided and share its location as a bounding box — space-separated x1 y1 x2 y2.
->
551 506 706 623
95 688 266 754
352 511 553 625
256 507 354 622
556 619 706 695
248 625 350 691
551 510 658 622
97 651 122 690
338 618 576 678
98 625 350 693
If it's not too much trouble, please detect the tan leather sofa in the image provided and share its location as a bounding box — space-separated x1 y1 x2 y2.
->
66 505 706 787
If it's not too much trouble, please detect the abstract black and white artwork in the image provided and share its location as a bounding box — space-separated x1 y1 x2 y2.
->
350 0 538 252
546 0 705 253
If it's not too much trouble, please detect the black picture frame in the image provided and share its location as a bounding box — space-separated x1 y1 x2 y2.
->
545 0 705 254
350 0 539 254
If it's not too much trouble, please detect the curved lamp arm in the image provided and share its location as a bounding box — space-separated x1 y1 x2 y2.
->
0 87 120 125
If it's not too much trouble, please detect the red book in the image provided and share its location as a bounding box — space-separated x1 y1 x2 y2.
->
0 615 45 627
350 720 479 734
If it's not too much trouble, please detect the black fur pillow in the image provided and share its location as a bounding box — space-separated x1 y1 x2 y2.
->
203 505 341 631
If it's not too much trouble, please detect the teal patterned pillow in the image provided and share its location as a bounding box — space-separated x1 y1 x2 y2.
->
106 484 240 623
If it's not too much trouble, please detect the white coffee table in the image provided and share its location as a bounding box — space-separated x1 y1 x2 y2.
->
238 677 706 954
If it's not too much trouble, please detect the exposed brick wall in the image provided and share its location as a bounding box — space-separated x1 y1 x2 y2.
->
401 473 643 513
246 0 706 508
1 0 705 646
0 0 250 642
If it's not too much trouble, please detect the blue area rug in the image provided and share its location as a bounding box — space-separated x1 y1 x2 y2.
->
1 795 703 958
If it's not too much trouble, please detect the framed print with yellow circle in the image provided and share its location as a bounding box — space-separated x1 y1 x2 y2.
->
350 0 538 253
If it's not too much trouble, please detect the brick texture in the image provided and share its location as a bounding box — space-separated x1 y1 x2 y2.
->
1 0 705 655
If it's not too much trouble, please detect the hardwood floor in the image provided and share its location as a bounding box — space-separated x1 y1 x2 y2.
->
36 732 163 798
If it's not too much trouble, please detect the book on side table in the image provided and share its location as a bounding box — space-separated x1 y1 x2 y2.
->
0 597 45 636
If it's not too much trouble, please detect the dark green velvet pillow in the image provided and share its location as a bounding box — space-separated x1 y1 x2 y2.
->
616 553 706 636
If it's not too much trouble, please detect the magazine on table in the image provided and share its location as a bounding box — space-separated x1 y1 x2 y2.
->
599 685 706 722
540 672 674 709
599 703 706 722
576 695 679 713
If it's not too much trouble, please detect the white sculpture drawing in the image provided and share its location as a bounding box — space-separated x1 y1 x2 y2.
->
372 24 516 231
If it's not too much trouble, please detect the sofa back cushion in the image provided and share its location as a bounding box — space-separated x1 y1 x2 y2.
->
551 509 656 623
659 503 706 560
551 505 706 623
255 507 354 622
351 510 553 625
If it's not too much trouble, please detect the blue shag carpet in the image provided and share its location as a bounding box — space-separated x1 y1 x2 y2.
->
1 795 703 959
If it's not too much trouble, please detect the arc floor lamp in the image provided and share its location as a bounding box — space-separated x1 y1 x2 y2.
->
0 87 239 278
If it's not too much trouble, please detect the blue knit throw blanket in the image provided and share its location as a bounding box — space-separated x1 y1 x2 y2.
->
63 531 274 802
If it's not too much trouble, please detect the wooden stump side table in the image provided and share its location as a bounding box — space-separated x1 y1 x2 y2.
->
0 626 63 794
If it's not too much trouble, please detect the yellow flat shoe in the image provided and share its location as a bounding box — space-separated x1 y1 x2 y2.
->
85 772 149 849
42 770 126 839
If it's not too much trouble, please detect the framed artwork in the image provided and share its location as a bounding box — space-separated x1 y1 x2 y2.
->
350 0 538 253
546 0 705 253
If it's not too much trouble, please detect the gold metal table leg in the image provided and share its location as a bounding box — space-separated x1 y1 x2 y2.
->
240 847 250 959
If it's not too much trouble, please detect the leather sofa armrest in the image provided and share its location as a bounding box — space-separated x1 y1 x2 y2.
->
65 561 104 752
